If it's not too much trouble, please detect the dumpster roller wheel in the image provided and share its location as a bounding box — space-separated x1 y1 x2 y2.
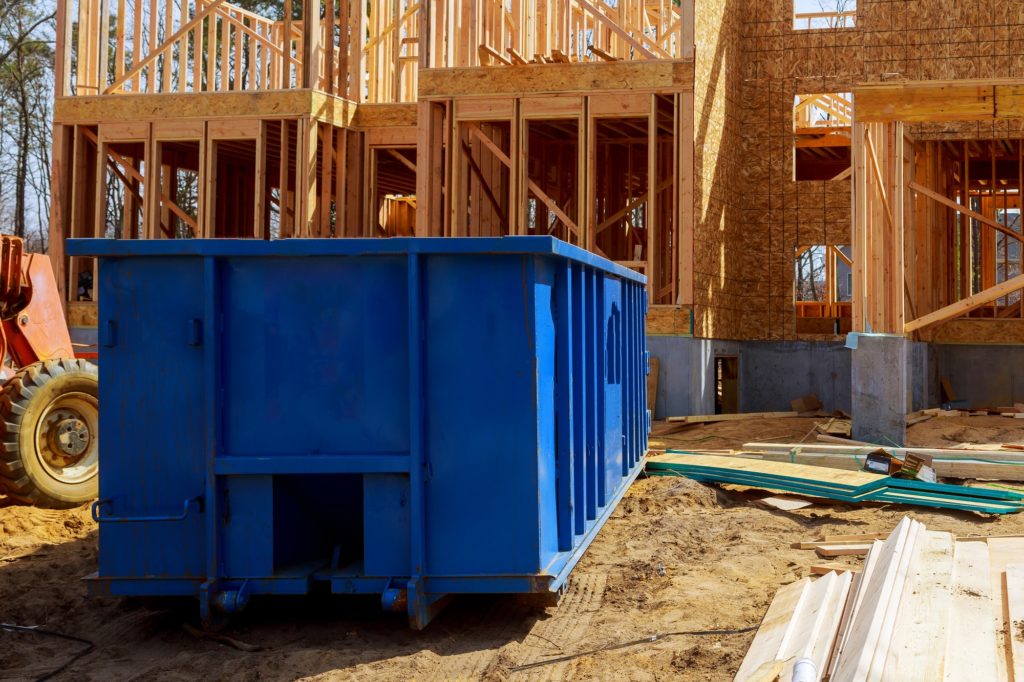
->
0 359 99 508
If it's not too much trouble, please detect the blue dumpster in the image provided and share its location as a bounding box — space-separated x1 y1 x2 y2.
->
67 236 649 628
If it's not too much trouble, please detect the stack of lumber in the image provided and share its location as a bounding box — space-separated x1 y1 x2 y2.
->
909 406 1024 422
736 517 1024 681
647 453 1024 514
739 442 1024 482
734 571 853 681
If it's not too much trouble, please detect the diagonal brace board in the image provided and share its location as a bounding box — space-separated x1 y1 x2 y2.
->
464 121 580 237
904 272 1024 333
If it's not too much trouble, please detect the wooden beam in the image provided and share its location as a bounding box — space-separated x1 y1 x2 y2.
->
904 273 1024 333
459 140 508 226
908 181 1023 243
55 91 357 129
419 60 692 99
464 121 578 237
478 44 512 66
386 148 418 174
589 45 620 62
506 47 528 65
105 0 229 94
594 179 672 235
830 166 853 182
854 79 1024 123
574 0 656 59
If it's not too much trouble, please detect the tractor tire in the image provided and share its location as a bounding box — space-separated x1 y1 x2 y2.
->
0 359 99 508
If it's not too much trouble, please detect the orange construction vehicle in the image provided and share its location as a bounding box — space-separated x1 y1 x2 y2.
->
0 236 98 507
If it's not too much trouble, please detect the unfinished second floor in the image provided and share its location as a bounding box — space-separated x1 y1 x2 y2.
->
58 0 695 104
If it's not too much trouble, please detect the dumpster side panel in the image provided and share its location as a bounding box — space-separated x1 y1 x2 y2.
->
97 258 207 579
602 273 625 500
423 254 542 575
220 257 410 457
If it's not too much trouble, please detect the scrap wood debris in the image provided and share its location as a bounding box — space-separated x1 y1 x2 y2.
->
646 452 1024 514
738 441 1024 482
735 517 1024 681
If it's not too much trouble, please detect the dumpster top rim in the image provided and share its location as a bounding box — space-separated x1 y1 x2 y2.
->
66 236 647 284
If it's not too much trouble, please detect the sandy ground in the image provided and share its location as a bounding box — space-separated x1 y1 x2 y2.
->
4 416 1024 681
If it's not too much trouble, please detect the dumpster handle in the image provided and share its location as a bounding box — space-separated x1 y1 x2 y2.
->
91 495 204 523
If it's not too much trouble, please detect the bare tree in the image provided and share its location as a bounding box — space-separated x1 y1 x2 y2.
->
0 3 54 248
818 0 856 29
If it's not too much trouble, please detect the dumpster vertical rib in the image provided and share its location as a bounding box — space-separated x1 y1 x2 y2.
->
405 252 433 629
587 267 604 508
556 261 576 547
618 278 626 475
571 263 589 532
628 282 639 469
589 268 602 507
640 287 649 458
200 255 221 625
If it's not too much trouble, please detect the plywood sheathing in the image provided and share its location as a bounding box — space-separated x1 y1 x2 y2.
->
691 0 744 339
718 0 1024 341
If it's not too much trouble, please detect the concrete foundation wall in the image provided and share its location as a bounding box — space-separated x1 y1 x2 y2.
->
648 335 1023 446
646 336 851 419
932 345 1024 408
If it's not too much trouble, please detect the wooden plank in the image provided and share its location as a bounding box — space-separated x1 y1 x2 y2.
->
882 531 955 679
463 120 578 237
477 44 512 66
734 578 812 681
909 181 1022 243
855 82 998 123
352 103 420 128
905 272 1024 333
792 534 891 549
665 411 800 424
54 91 357 128
790 571 853 681
986 538 1024 680
832 518 923 682
811 563 861 576
1005 564 1024 682
814 544 873 558
106 0 230 94
944 540 999 682
650 453 884 488
418 60 693 99
647 356 659 415
574 0 656 59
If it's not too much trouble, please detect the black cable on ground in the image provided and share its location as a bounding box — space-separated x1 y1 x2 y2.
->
508 625 758 673
1 622 96 682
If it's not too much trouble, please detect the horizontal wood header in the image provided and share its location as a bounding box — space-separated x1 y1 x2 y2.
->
855 79 1024 123
55 90 359 129
419 59 694 100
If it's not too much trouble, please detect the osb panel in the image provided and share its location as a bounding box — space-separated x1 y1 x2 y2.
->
717 0 1024 341
928 319 1024 344
646 305 695 336
692 0 747 339
68 302 98 328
